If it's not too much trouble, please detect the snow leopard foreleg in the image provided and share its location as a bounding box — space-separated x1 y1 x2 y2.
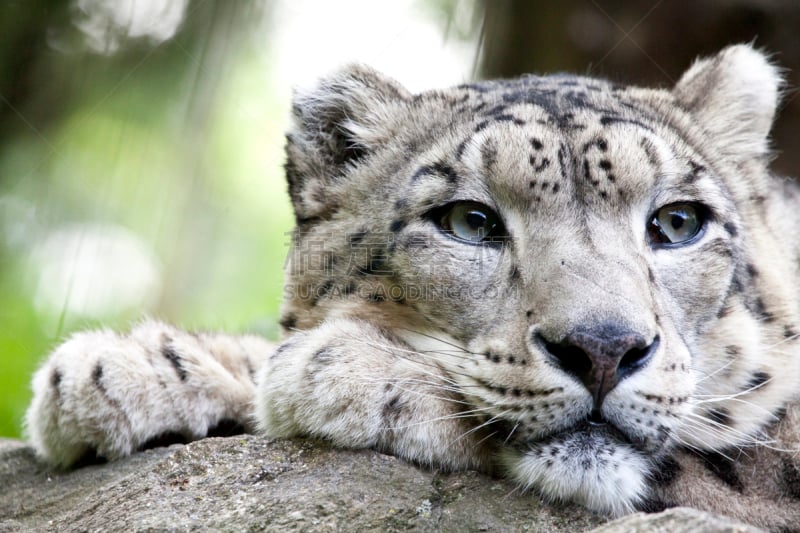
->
256 317 494 471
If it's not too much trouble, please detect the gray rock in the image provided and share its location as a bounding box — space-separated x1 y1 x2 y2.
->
593 508 762 533
0 436 760 532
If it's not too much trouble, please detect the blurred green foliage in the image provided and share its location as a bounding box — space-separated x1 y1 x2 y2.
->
0 1 292 438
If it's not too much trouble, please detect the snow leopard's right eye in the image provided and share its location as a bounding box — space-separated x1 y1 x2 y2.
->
436 202 508 244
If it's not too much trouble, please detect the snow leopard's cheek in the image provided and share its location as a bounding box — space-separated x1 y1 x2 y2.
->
388 227 521 338
651 224 736 336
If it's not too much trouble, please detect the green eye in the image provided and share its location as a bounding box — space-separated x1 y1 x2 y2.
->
440 202 506 243
648 202 707 246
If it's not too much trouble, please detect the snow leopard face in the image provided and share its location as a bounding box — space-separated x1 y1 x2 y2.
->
280 45 800 514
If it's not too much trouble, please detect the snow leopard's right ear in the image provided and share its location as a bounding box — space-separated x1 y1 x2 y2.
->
284 64 410 225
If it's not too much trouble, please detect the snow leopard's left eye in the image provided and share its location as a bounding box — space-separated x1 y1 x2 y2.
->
437 202 507 244
647 202 708 246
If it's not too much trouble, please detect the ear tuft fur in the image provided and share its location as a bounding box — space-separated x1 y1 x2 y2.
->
673 44 782 160
284 65 410 223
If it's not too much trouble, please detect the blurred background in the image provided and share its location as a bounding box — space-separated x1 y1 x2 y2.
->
2 0 799 439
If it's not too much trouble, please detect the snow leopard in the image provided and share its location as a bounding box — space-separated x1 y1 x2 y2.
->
25 45 800 529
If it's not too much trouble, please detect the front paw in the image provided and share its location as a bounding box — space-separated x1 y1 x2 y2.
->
26 322 257 467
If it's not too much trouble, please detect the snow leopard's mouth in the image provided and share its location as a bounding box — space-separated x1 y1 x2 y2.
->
545 417 636 447
501 412 655 456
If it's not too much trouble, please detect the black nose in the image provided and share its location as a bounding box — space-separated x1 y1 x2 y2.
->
536 325 658 407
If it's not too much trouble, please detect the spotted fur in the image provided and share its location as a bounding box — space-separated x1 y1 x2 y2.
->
25 45 800 529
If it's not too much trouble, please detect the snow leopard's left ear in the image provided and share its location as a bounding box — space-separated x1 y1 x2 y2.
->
284 64 410 225
673 44 782 160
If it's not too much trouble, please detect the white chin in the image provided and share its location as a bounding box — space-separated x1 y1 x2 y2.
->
505 431 649 517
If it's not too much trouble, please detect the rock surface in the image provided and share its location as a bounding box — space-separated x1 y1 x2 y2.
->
0 436 760 532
